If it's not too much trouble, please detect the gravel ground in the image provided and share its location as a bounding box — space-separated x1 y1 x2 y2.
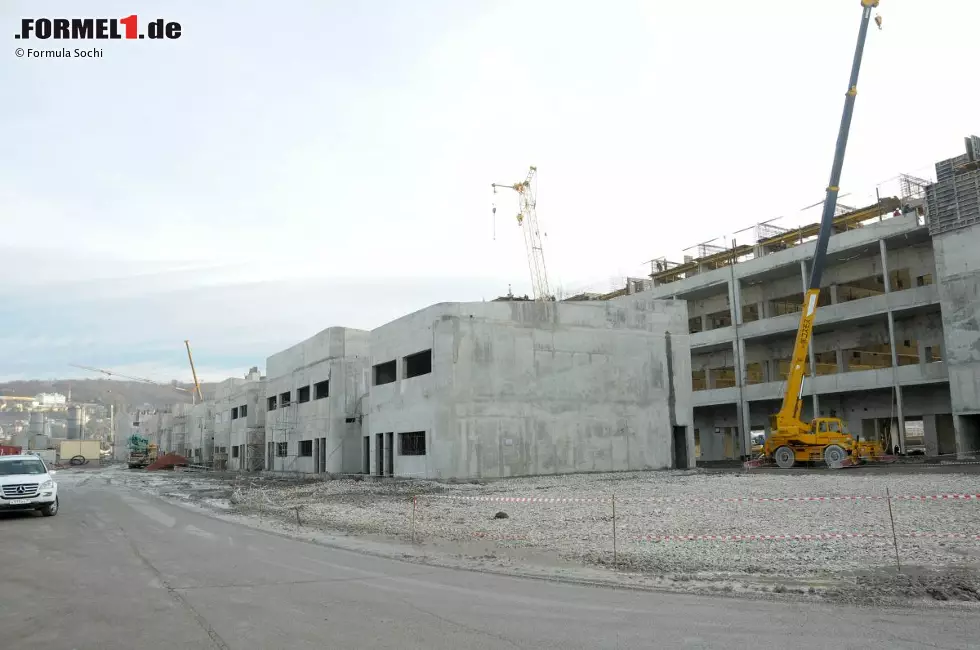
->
106 466 980 602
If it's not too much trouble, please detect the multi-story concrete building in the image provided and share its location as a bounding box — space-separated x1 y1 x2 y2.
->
264 327 371 475
364 299 693 479
638 137 980 461
225 367 266 471
171 402 192 458
190 400 215 466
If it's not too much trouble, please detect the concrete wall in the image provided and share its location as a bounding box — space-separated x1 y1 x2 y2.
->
366 299 693 479
213 377 248 469
228 381 266 471
189 401 214 464
933 225 980 454
265 327 371 474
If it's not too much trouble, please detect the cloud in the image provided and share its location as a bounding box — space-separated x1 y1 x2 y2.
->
0 264 506 382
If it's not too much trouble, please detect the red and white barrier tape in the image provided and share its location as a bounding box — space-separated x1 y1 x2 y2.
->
432 496 608 504
639 532 980 543
426 493 980 505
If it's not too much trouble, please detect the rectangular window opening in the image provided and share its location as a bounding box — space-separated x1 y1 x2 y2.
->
231 407 239 420
403 349 432 379
314 380 329 400
299 440 313 457
267 396 277 411
240 404 247 417
279 391 291 407
276 442 288 457
297 385 311 404
373 360 396 386
399 431 426 456
232 447 240 458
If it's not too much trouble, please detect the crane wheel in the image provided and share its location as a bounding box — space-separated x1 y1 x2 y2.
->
824 444 847 469
774 446 795 469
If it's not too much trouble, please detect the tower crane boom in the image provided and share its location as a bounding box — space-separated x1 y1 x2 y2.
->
69 364 190 393
492 166 552 301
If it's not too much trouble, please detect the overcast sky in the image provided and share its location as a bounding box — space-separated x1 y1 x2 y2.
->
2 0 977 383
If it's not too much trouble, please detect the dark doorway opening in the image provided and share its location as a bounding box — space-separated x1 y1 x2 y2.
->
375 433 383 476
362 436 370 474
672 426 689 468
385 432 394 476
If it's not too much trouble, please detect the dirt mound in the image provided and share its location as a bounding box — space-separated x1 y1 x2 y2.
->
146 453 188 471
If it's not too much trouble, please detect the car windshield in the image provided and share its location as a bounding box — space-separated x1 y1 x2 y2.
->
0 459 47 475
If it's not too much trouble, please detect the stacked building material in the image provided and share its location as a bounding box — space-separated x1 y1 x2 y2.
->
926 135 980 236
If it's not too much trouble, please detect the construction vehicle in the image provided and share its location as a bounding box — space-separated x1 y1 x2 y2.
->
761 0 890 469
126 434 158 469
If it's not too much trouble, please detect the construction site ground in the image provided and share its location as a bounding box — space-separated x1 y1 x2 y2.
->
104 463 980 607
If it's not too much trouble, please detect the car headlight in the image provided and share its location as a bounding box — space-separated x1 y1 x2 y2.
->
40 479 54 489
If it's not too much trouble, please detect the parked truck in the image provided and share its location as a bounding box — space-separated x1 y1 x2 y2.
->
127 435 158 469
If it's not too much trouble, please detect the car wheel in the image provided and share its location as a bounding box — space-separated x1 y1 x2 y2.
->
40 497 58 517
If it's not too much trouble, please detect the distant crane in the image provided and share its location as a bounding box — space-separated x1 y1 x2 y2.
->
69 364 190 394
183 340 204 404
492 166 552 301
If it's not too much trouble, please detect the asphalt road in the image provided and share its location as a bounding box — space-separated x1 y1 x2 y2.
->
1 471 977 650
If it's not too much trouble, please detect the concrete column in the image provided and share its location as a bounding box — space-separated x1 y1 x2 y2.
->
727 277 743 327
922 414 939 457
800 260 819 416
735 338 751 457
953 416 980 460
917 340 929 365
836 343 847 373
758 301 770 320
879 238 907 454
706 368 717 389
701 315 708 332
728 277 750 457
829 284 839 305
761 359 771 383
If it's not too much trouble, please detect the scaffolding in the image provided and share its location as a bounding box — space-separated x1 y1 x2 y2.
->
649 197 902 286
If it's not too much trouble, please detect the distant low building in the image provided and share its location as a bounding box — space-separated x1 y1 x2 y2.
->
34 393 67 409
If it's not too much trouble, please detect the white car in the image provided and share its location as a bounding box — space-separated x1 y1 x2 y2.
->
0 454 59 517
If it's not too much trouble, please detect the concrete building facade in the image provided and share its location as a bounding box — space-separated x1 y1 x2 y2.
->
639 138 980 461
364 300 693 479
190 400 215 466
225 367 266 471
264 327 371 475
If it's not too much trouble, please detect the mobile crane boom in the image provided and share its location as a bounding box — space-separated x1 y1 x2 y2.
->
764 1 887 469
184 340 204 404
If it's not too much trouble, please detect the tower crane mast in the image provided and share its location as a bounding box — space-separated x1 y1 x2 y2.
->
492 166 552 301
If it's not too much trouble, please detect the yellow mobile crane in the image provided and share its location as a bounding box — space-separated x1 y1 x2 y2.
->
762 1 890 469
